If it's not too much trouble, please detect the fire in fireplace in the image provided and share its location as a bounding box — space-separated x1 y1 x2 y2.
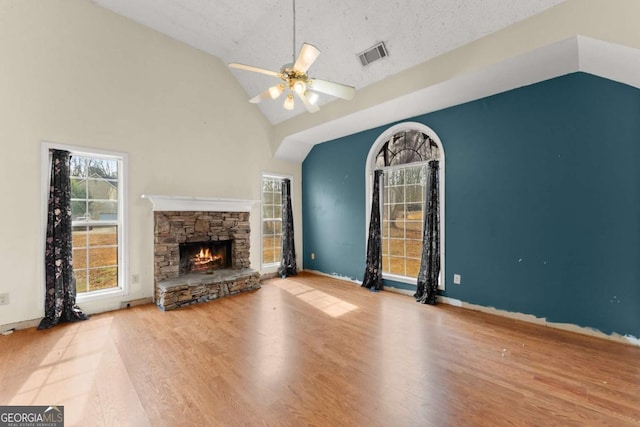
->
179 240 232 275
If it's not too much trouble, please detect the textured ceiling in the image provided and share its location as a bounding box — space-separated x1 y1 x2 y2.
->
91 0 566 124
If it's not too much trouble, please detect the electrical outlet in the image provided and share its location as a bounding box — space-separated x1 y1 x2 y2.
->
0 293 9 305
311 253 315 260
132 274 140 284
453 274 462 285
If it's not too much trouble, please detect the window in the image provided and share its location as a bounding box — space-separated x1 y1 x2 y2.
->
382 164 427 278
43 143 127 300
261 175 283 266
366 123 445 287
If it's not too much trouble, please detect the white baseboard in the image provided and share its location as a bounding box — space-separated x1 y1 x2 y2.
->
1 318 41 334
302 269 640 347
119 297 154 309
7 271 638 348
1 297 154 333
438 295 640 347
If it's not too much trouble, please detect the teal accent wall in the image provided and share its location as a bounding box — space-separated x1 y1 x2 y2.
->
302 72 640 338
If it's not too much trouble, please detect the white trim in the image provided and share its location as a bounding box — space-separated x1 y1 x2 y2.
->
76 285 128 303
1 318 41 333
141 194 258 212
41 141 128 160
301 271 640 347
260 173 291 270
438 296 640 348
365 122 446 290
39 147 51 316
261 172 293 180
41 141 130 304
262 262 280 269
382 272 417 286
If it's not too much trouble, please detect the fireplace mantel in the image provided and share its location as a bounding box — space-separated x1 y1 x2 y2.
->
141 194 258 212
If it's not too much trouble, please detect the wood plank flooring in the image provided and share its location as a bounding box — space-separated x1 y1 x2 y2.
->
1 271 639 426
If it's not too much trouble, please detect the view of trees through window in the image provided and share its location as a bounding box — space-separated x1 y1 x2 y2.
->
70 155 120 293
382 165 426 277
376 130 439 279
262 176 283 266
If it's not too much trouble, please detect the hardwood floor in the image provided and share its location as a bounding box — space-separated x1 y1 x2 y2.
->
1 271 639 426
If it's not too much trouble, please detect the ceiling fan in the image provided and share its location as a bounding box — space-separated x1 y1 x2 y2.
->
228 0 355 113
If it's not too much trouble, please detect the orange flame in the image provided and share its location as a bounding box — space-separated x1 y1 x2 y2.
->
192 246 224 271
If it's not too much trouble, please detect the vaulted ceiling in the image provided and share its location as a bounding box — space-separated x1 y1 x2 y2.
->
89 0 640 162
91 0 566 124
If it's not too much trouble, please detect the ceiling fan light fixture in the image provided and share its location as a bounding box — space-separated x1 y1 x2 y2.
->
283 93 295 110
293 80 306 95
269 84 285 99
229 0 355 114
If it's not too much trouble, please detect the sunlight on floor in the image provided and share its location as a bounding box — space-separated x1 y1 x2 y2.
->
9 316 115 425
272 279 358 317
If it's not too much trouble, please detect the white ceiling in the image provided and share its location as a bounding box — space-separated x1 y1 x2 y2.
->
91 0 566 124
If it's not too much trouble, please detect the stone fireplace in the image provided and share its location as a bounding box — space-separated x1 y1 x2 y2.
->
144 195 261 311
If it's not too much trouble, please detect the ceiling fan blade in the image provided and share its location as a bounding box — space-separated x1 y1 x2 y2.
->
309 78 355 100
298 91 320 113
293 43 320 73
229 63 282 78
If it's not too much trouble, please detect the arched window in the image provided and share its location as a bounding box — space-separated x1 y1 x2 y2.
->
365 122 445 288
374 129 440 168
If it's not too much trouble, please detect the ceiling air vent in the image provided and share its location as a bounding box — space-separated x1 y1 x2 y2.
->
358 42 388 66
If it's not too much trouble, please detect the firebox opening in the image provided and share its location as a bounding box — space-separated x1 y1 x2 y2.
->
179 240 232 275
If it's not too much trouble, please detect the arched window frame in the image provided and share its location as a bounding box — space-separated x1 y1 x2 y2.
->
365 122 445 289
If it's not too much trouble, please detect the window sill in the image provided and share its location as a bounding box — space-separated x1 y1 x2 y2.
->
261 263 281 273
77 287 128 303
382 273 445 290
382 273 417 286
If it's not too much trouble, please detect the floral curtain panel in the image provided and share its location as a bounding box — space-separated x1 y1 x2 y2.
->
362 169 383 291
278 178 298 278
38 150 89 330
414 160 440 305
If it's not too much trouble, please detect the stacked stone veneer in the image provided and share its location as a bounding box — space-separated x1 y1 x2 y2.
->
154 211 260 310
156 268 261 311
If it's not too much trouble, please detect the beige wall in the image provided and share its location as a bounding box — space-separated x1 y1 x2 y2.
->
0 0 300 326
